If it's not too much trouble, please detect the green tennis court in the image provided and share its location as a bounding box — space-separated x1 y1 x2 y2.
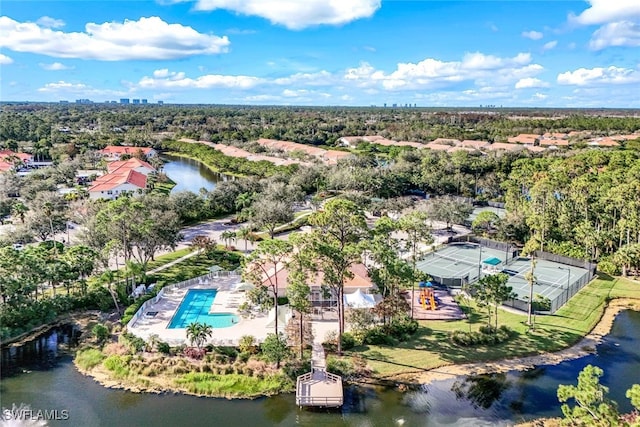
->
416 242 510 286
416 242 592 312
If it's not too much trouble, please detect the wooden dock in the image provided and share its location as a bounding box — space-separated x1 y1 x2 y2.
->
295 342 343 408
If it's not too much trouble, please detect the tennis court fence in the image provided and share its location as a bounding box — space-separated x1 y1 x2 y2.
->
449 236 517 263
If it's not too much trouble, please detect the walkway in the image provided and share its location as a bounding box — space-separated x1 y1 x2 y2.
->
295 329 343 408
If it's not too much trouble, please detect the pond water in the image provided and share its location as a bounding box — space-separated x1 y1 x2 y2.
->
1 311 638 427
161 154 232 194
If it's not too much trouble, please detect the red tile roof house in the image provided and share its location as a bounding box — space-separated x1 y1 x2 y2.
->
484 142 526 152
88 168 148 200
587 137 620 147
0 150 34 172
98 146 158 161
507 134 540 145
459 140 490 150
258 262 376 316
107 158 156 176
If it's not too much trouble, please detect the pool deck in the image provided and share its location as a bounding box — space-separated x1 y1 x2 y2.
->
128 276 282 346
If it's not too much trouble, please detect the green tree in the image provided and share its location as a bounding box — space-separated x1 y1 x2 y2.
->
261 332 289 369
557 365 620 426
469 272 514 330
243 239 293 335
287 232 313 359
303 198 369 354
424 195 474 231
472 211 501 236
251 199 293 239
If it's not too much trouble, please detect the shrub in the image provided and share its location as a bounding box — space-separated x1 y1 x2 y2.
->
450 326 513 347
92 324 109 344
75 348 106 370
157 341 171 354
119 333 146 353
340 332 355 350
364 327 395 345
238 335 257 354
103 355 130 379
183 347 207 360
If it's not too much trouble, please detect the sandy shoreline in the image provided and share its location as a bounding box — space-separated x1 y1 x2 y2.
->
408 298 640 384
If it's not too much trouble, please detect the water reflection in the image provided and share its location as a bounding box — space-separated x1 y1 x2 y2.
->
451 373 510 409
161 154 232 194
1 325 79 378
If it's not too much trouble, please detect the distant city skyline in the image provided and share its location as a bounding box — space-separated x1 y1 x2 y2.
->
1 1 639 107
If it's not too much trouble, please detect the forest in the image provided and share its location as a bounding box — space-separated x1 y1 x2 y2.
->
1 103 639 338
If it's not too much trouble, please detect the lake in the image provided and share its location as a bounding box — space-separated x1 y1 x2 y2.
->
161 154 232 194
1 310 638 426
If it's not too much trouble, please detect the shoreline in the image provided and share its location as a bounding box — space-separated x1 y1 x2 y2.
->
72 299 640 400
405 298 640 385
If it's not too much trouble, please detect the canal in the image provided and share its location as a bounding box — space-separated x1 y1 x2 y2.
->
1 310 638 426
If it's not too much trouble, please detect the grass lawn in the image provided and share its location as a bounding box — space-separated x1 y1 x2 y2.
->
146 248 243 287
351 274 639 378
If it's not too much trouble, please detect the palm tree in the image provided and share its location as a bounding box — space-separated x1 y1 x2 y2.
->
11 202 28 224
220 230 236 249
235 226 252 253
98 269 121 314
185 322 213 349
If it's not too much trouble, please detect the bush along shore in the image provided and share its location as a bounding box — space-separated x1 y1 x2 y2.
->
71 275 640 401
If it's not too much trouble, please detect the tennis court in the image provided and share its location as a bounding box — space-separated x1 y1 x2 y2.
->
416 242 509 286
501 257 591 305
416 243 592 313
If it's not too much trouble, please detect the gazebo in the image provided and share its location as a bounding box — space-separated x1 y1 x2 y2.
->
482 257 502 274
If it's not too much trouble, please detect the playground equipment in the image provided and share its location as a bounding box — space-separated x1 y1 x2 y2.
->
418 282 437 310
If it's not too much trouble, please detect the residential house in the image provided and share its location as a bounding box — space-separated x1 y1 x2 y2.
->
507 134 540 145
0 150 34 172
88 169 148 200
107 158 156 176
484 142 525 152
459 140 490 150
260 262 376 315
99 145 158 161
587 137 620 147
424 142 455 152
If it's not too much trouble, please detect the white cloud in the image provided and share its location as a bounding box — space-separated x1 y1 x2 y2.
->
40 62 73 71
273 70 333 86
0 16 230 60
343 52 542 91
522 30 543 40
0 53 13 64
543 40 558 51
570 0 640 25
191 0 381 30
139 69 264 89
557 66 640 86
533 92 548 100
515 77 550 89
36 16 65 28
589 21 640 49
37 80 127 96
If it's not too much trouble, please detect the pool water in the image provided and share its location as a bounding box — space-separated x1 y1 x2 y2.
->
168 289 239 329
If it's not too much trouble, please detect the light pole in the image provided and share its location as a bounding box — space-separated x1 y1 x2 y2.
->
558 266 571 306
477 244 483 280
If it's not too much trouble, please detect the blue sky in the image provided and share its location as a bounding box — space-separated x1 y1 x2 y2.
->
1 1 639 107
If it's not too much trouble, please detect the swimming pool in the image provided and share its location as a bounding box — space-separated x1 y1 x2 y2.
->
168 289 239 329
